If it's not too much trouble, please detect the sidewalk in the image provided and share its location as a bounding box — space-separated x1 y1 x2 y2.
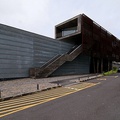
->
0 74 102 100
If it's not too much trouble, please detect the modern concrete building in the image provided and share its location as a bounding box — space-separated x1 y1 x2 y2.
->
55 14 120 74
0 14 120 79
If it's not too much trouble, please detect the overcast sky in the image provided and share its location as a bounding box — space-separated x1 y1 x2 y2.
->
0 0 120 39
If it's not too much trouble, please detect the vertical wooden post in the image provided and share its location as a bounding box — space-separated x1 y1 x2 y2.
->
37 84 39 91
97 59 99 73
93 58 96 73
108 60 111 71
101 59 103 73
0 90 1 99
111 61 112 70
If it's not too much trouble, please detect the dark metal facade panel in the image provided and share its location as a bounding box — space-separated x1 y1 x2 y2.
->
0 24 33 79
51 54 90 76
0 34 33 45
0 73 29 79
0 54 32 61
0 32 33 70
81 14 120 61
33 38 73 68
0 24 74 79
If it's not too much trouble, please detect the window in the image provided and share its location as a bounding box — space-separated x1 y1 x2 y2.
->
62 26 77 36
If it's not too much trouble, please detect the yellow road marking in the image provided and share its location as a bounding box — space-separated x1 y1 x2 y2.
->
0 91 76 118
71 83 99 89
0 88 73 107
0 98 56 118
0 91 74 110
65 83 99 90
97 78 106 80
0 82 100 118
115 76 118 78
97 75 103 77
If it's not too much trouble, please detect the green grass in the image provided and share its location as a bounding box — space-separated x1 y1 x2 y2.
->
103 69 118 76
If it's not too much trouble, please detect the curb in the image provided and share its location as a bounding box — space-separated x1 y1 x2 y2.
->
0 85 62 102
79 74 103 82
0 74 102 102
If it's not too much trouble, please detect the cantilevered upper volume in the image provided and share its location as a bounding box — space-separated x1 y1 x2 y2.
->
55 14 120 62
55 14 82 44
55 15 81 37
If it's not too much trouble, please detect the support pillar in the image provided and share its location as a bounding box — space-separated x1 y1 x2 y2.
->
108 60 111 71
78 16 81 32
97 59 99 73
93 58 96 73
101 59 103 73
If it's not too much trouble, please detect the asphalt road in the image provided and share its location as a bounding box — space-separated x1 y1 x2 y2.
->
1 73 120 120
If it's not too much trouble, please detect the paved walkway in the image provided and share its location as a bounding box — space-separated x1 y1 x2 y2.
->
0 74 99 99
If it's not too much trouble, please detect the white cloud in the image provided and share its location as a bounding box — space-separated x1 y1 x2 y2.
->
0 0 23 15
0 0 51 36
0 0 120 38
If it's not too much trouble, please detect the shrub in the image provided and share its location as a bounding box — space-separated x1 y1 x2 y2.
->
112 66 118 71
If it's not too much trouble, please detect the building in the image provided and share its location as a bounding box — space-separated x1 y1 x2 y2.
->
0 24 73 79
112 61 120 69
0 14 120 79
55 14 120 74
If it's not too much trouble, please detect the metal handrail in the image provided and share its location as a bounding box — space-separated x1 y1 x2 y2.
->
40 54 60 69
69 44 82 55
31 44 83 78
45 54 65 68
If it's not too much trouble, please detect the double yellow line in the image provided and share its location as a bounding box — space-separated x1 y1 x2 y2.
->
0 82 99 118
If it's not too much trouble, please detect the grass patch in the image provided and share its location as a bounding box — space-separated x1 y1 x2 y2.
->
103 67 118 76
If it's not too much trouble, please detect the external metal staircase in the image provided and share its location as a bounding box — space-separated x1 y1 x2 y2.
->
30 45 83 78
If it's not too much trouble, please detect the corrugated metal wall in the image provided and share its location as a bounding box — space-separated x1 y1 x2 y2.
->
0 24 73 79
33 38 73 67
0 24 34 79
51 54 90 76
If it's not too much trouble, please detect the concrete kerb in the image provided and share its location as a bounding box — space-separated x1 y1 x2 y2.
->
0 74 102 101
62 74 103 83
0 84 62 102
78 74 103 82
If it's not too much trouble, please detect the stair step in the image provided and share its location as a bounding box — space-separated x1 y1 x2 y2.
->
30 45 83 78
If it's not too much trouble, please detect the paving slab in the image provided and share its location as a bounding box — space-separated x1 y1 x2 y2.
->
0 74 101 100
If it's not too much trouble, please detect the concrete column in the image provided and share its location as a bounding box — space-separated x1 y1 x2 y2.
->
93 58 96 73
101 59 103 73
108 60 111 71
78 16 81 32
97 59 99 73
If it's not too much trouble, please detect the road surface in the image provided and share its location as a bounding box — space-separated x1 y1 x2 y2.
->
0 73 120 120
